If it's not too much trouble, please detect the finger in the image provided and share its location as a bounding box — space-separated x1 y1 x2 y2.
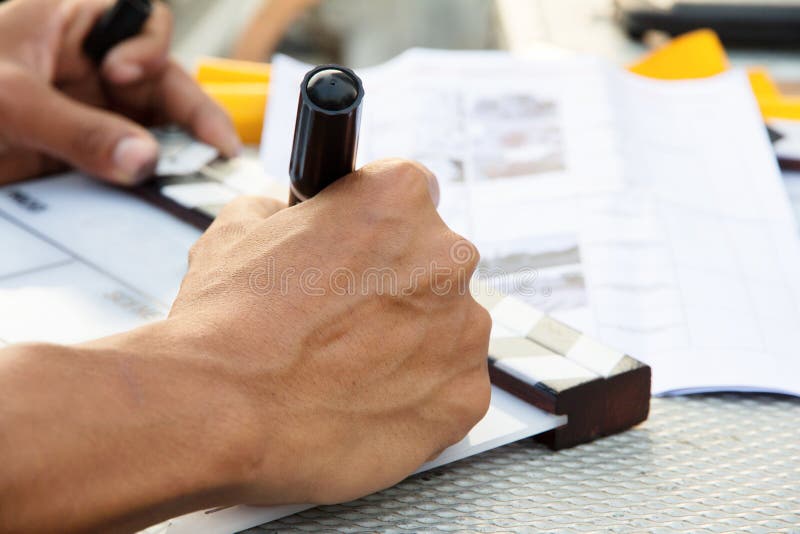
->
334 158 440 208
102 1 172 84
57 0 114 82
0 67 158 185
211 196 286 227
154 61 242 157
0 148 65 185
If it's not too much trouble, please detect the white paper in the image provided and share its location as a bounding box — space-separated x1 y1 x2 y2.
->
0 175 200 344
581 70 800 395
262 50 800 397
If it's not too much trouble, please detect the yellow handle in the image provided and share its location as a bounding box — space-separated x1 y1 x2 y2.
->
628 29 800 121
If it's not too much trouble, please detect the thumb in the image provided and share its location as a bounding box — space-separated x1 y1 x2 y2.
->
0 67 158 185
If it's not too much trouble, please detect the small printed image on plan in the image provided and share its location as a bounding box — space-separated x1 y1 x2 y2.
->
468 94 565 180
477 234 587 313
361 87 566 186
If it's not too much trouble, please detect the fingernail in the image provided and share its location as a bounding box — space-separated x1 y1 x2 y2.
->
112 137 158 185
110 62 143 83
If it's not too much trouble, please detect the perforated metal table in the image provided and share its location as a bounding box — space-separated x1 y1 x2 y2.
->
249 395 800 532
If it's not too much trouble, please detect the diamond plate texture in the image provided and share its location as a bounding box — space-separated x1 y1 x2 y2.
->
247 395 800 533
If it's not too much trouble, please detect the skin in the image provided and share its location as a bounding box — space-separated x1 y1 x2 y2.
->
0 0 241 185
0 1 492 532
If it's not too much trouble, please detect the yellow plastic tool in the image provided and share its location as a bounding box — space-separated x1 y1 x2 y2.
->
196 57 270 84
748 68 780 99
628 29 800 121
201 82 268 145
748 69 800 121
195 58 271 144
628 29 728 80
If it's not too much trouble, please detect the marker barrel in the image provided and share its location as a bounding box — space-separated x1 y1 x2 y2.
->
83 0 153 64
288 65 364 205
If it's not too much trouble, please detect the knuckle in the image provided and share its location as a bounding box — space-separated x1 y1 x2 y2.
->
449 302 491 359
392 158 430 178
383 158 434 202
445 232 480 272
446 376 491 444
469 374 492 421
472 304 493 342
458 308 491 368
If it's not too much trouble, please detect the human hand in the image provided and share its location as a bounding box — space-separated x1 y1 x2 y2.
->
0 0 239 186
170 159 491 506
0 159 490 532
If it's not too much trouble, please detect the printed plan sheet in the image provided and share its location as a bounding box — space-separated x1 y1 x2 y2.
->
0 174 199 346
263 51 623 335
0 174 563 534
263 50 800 396
586 71 800 395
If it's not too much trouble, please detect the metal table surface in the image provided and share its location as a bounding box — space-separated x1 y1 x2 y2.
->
249 395 800 532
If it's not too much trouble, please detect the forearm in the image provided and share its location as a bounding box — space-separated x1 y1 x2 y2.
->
0 320 253 533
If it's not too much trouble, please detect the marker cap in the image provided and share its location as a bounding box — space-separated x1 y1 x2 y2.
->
289 65 364 202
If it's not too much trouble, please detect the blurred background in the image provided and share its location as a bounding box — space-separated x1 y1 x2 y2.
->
169 0 499 68
169 0 800 78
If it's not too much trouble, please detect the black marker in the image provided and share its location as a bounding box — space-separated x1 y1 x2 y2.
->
288 64 364 205
83 0 153 64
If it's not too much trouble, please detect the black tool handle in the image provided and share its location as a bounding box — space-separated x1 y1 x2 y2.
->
83 0 153 64
288 64 364 205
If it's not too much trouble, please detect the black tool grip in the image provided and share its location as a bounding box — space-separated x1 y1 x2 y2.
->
288 65 364 205
83 0 152 64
